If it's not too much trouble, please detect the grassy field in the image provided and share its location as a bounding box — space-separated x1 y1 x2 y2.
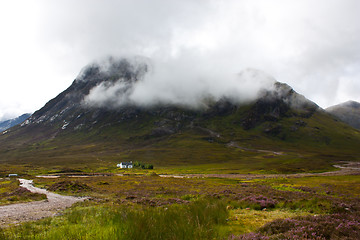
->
0 173 359 239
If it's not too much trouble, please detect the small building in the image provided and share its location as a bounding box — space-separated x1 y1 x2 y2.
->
117 162 133 169
8 174 18 177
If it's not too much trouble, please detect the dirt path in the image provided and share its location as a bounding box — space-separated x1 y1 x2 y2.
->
0 179 86 226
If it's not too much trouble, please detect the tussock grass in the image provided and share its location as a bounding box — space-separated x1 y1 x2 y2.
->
225 208 310 236
1 198 228 240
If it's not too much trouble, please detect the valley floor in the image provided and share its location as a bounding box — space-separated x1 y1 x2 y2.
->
0 162 359 239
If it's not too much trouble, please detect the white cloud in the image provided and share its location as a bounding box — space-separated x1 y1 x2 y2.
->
81 57 276 109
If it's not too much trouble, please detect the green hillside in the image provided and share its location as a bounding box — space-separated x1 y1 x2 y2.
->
0 97 359 174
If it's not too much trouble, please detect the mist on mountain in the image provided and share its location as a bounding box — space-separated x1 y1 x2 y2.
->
81 57 277 110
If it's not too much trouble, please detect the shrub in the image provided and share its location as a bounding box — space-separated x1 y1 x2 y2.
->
48 180 92 193
143 164 153 169
133 161 154 169
240 195 277 210
228 232 269 240
0 187 46 203
133 161 141 168
231 213 360 240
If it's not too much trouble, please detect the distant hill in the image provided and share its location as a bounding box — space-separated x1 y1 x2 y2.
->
326 101 360 129
0 58 359 173
0 113 31 132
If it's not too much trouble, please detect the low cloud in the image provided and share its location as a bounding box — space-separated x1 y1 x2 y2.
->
82 57 276 109
84 80 134 108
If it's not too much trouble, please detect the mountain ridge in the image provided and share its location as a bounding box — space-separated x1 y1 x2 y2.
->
326 100 360 129
0 113 31 132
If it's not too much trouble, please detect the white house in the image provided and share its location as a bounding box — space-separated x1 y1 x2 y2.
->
117 162 133 168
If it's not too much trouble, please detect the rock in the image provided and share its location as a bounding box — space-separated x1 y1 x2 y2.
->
263 124 283 136
295 120 307 127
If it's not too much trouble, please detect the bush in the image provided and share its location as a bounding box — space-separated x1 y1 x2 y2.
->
143 164 153 169
231 213 360 240
48 181 92 193
133 161 153 169
240 195 277 210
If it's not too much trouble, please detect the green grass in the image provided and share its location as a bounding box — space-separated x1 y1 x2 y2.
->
224 208 310 236
0 198 228 240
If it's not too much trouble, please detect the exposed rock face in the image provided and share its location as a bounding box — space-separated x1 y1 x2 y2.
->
241 82 318 130
326 101 360 129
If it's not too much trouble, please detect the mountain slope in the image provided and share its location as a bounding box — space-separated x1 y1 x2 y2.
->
0 113 31 132
326 101 360 129
0 59 359 173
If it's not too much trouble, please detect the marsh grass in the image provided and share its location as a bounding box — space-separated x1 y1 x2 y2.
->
1 198 228 240
225 208 310 236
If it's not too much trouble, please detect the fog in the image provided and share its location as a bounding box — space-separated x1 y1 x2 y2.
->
82 56 276 109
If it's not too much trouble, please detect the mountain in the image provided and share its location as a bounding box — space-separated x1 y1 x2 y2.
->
0 58 359 173
0 113 31 132
326 101 360 130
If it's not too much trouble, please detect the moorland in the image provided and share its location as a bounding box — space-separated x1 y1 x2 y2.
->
0 60 359 239
0 161 359 240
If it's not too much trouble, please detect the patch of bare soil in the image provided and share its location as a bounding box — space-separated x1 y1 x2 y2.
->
0 179 87 226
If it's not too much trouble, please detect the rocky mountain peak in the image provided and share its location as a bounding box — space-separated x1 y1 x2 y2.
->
76 57 149 84
22 58 150 128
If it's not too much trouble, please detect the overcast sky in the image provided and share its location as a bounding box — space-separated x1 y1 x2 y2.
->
1 0 360 120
